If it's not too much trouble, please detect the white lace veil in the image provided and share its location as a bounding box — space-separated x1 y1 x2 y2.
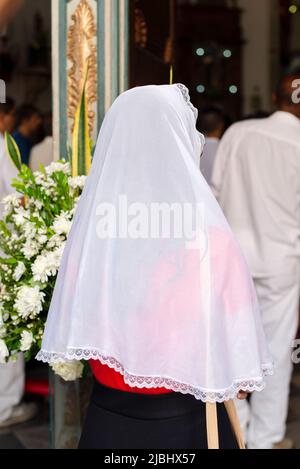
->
36 84 273 402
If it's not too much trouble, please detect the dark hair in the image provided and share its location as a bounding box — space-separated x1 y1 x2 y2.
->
16 104 41 127
0 97 15 115
197 106 227 135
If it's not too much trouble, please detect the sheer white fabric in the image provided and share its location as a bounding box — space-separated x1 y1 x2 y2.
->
36 84 273 402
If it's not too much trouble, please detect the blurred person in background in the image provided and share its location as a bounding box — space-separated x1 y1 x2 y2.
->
0 98 37 428
13 105 42 166
0 98 17 217
29 113 53 171
241 111 271 121
197 106 228 186
211 74 300 449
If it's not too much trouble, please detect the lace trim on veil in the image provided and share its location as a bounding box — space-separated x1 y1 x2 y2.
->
175 83 199 121
36 348 273 403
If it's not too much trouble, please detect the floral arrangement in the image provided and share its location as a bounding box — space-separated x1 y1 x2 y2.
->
0 61 92 381
0 162 86 379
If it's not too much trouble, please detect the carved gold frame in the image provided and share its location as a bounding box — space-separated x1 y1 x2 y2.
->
67 0 97 133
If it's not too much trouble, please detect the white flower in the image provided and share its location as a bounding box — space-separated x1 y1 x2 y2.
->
52 213 72 235
47 234 65 249
14 286 45 319
2 193 20 215
13 262 26 281
36 228 48 245
20 330 33 352
23 221 37 238
32 251 58 283
11 233 19 242
0 339 9 364
33 200 43 210
38 235 48 245
68 176 87 191
33 172 46 185
2 193 19 206
50 361 84 381
12 207 28 227
21 239 40 260
53 244 65 262
45 162 70 176
0 309 6 338
69 205 77 218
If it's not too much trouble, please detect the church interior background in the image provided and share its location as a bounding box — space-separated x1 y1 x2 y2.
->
0 0 300 448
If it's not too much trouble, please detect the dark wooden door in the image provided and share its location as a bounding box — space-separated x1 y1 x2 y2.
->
175 3 244 120
129 0 175 87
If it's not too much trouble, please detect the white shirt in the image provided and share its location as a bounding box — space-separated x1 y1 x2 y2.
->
200 137 219 186
0 133 18 218
211 111 300 277
29 136 53 172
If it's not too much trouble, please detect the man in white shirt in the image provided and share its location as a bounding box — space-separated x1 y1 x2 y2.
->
30 136 53 172
211 74 300 449
29 112 53 171
0 98 37 428
198 106 227 186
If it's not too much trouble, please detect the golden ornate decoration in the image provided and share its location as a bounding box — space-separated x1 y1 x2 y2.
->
67 0 97 133
134 7 147 48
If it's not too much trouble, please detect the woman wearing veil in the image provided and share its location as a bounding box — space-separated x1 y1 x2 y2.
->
36 84 273 449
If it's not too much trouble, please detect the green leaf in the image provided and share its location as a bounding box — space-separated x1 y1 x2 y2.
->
38 163 47 176
72 60 92 177
0 221 10 236
0 257 18 265
4 132 22 171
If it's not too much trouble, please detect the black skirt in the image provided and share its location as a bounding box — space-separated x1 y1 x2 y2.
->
78 380 238 449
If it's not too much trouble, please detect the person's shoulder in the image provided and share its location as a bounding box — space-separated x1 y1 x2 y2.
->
31 139 44 153
12 130 23 143
232 117 266 132
221 118 262 142
282 123 300 148
260 113 300 148
30 137 54 171
223 114 300 142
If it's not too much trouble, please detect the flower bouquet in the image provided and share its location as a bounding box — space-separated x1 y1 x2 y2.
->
0 62 92 381
0 162 87 379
